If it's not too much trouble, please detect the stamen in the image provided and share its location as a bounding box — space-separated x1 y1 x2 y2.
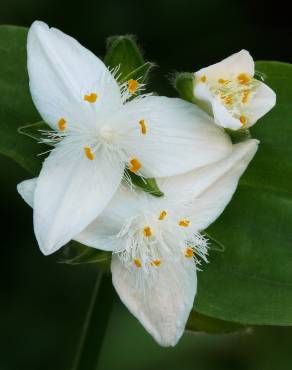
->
139 119 147 134
129 158 141 173
84 93 98 103
237 73 250 85
200 75 207 83
128 79 139 94
84 146 94 160
58 118 66 131
218 78 230 85
179 219 190 227
134 258 142 268
239 115 247 125
242 90 250 103
143 226 152 237
151 259 161 266
158 211 167 220
224 95 233 105
185 248 194 258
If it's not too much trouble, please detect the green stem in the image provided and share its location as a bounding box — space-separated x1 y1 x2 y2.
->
72 270 114 370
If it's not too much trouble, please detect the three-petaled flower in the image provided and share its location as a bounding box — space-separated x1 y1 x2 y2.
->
193 50 276 130
27 21 232 255
18 140 258 346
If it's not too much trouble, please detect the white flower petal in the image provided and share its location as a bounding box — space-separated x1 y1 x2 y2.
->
111 254 197 346
27 21 121 131
17 176 128 252
33 143 123 255
17 178 37 207
212 100 243 129
75 185 143 251
195 50 254 80
118 96 232 177
158 139 258 231
246 81 276 127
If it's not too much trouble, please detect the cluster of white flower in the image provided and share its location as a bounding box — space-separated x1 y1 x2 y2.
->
17 21 276 346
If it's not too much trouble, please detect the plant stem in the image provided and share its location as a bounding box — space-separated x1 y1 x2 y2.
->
72 270 114 370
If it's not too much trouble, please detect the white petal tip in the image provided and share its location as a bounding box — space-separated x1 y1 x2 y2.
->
17 178 37 207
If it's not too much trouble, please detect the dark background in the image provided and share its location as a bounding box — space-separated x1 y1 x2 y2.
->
1 1 292 369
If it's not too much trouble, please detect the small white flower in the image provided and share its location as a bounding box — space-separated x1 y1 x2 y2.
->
193 50 276 130
18 139 258 346
26 21 232 255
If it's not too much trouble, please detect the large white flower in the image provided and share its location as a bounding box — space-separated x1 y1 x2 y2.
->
18 139 258 346
26 21 232 255
193 50 276 130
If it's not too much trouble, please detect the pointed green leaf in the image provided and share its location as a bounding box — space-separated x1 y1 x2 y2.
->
173 72 195 103
187 310 246 334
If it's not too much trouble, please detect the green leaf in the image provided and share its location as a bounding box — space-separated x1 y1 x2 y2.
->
104 35 145 81
194 61 292 326
173 72 194 103
0 25 44 175
125 170 164 197
187 310 246 334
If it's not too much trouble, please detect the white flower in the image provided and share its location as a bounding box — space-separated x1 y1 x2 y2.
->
18 139 258 346
193 50 276 130
25 21 232 255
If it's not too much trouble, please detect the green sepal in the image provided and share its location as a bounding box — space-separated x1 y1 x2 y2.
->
173 72 195 102
225 128 252 144
104 35 150 82
60 241 111 268
120 62 154 84
125 170 164 197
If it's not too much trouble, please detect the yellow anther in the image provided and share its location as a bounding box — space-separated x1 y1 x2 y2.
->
151 259 161 266
129 158 142 173
158 211 167 220
128 79 139 94
200 75 207 83
185 248 194 258
239 115 247 125
143 226 152 237
218 78 230 84
237 73 250 85
58 118 66 131
84 146 94 160
242 89 250 103
224 95 233 105
84 93 98 103
134 259 142 268
139 119 147 135
179 219 190 227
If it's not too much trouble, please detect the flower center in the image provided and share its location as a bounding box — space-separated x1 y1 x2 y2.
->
99 125 115 142
207 72 260 126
